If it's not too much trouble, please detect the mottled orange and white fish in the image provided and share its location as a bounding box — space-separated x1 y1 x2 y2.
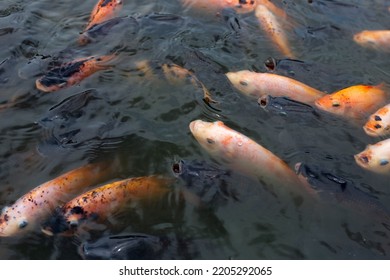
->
255 3 295 58
314 84 387 120
363 103 390 137
36 55 115 92
84 0 123 31
180 0 257 14
354 138 390 174
189 119 303 191
42 176 172 236
226 70 325 103
353 30 390 53
0 161 116 237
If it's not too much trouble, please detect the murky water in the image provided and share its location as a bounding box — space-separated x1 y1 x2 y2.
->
0 0 390 259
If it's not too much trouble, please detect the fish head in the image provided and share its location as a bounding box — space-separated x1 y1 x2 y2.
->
226 71 259 97
314 93 347 116
189 119 242 166
354 145 390 174
295 163 350 197
41 206 85 236
353 31 377 49
230 0 257 13
363 110 390 137
0 206 29 237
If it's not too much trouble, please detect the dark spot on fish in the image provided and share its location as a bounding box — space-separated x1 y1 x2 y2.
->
380 159 389 166
239 80 248 86
375 124 382 129
3 214 9 222
374 115 382 121
70 206 84 215
206 138 215 144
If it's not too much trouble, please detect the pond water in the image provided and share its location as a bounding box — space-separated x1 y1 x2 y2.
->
0 0 390 259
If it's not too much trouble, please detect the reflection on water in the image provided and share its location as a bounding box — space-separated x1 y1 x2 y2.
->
0 0 390 259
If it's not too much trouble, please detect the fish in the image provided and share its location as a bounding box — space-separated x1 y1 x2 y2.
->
79 233 166 260
226 70 325 104
161 63 215 104
36 55 115 92
354 138 390 174
258 95 319 118
180 0 257 14
172 159 237 203
78 16 138 46
255 3 295 58
42 176 172 236
84 0 123 32
353 30 390 53
363 103 390 137
314 84 387 120
295 162 390 223
0 161 116 237
189 120 303 191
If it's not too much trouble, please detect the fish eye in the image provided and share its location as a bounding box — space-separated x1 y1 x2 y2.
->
19 220 28 229
331 101 340 107
206 138 215 144
380 159 389 166
239 80 248 86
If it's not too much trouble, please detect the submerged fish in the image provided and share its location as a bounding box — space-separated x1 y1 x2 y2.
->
226 70 325 103
295 162 390 223
189 120 303 191
354 138 390 174
255 3 295 58
79 233 166 260
172 159 237 203
258 95 319 118
79 16 138 46
0 161 116 237
36 55 115 92
315 84 387 120
363 103 390 137
353 30 390 53
84 0 123 32
180 0 257 14
42 176 172 236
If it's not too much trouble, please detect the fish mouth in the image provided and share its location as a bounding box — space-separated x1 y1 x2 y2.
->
354 153 369 168
363 125 379 137
189 120 198 134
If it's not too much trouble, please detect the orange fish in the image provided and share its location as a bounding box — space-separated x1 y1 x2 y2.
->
353 30 390 52
255 3 295 58
0 161 116 237
354 138 390 174
189 119 303 191
363 103 390 137
180 0 257 14
84 0 123 32
314 84 387 120
226 70 325 103
36 55 115 92
42 176 172 236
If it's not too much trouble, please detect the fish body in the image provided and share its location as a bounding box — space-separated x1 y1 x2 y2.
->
0 161 115 237
363 103 390 137
353 30 390 52
226 70 325 103
354 138 390 174
79 233 165 260
79 16 138 46
36 55 115 92
180 0 257 14
255 4 294 58
314 84 387 120
43 176 171 235
295 163 390 223
84 0 123 31
189 120 302 190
